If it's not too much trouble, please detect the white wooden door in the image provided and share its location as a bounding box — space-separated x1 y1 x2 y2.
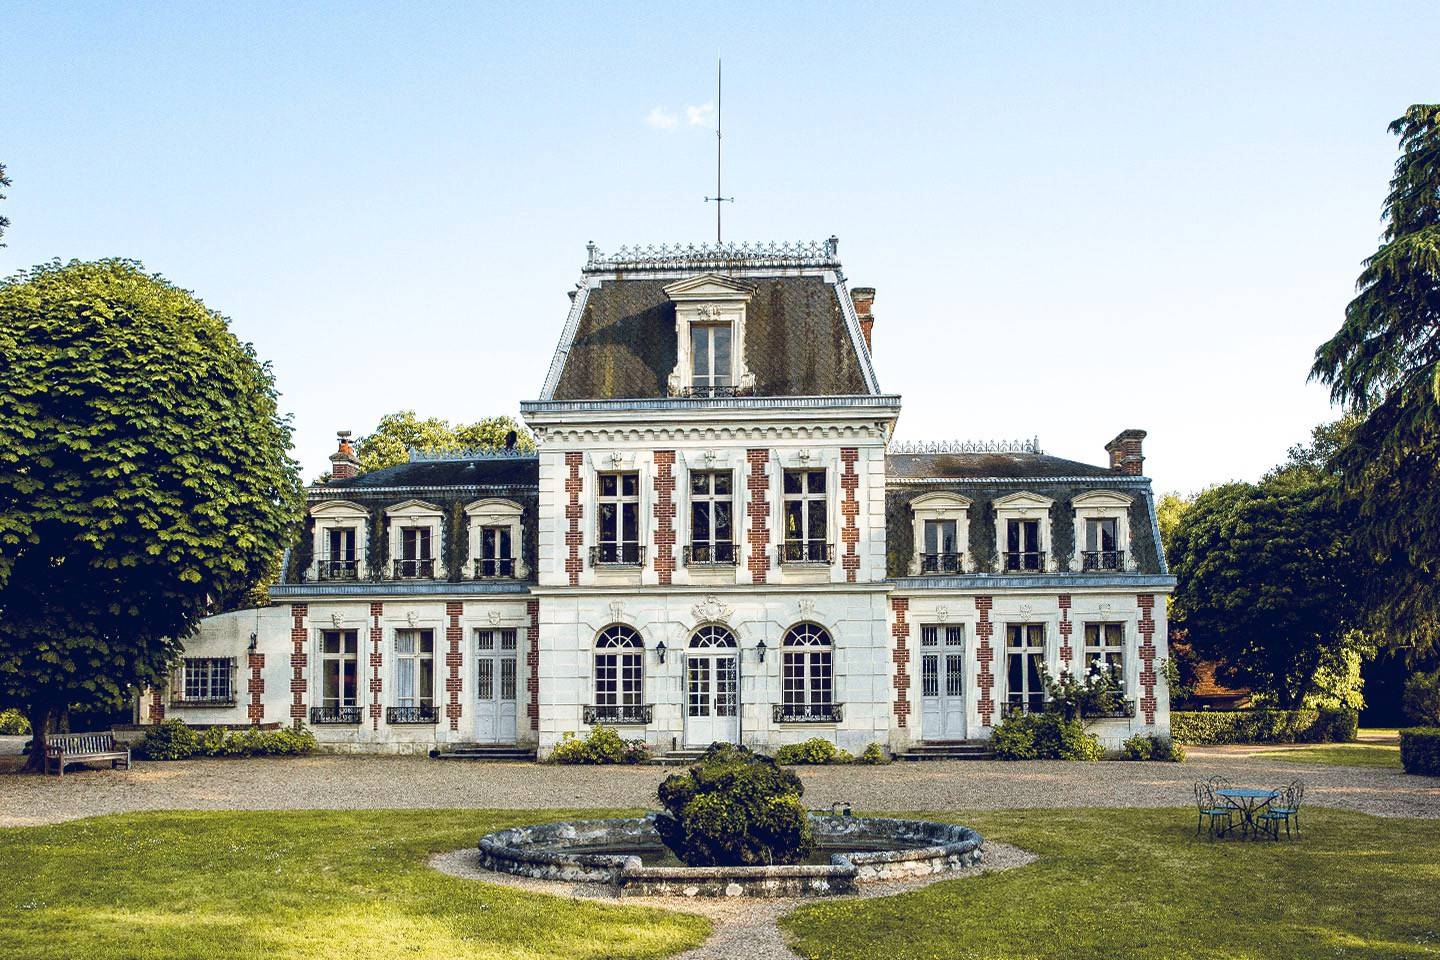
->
474 628 518 744
684 626 740 747
920 625 967 740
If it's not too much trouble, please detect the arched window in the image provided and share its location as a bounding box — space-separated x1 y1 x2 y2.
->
690 624 738 648
781 623 834 719
593 625 644 722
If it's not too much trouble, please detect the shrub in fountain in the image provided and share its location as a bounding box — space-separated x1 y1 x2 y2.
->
654 743 816 866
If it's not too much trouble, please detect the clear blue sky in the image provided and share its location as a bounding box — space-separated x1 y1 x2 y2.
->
2 1 1432 490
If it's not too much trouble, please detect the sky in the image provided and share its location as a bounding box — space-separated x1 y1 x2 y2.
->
2 1 1434 492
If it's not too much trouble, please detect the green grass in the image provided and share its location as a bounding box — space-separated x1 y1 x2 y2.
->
1249 743 1404 769
0 809 709 960
782 808 1440 960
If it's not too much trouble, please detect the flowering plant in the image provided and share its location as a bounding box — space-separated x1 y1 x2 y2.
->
1040 661 1128 722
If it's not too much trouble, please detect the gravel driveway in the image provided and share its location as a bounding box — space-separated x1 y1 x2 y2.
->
2 749 1436 827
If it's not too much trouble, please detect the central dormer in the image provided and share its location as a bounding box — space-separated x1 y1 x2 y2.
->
664 274 757 397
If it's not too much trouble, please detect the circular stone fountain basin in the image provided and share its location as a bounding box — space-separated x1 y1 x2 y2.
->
477 814 984 898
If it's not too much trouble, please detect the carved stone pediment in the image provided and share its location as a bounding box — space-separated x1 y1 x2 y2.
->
692 596 732 623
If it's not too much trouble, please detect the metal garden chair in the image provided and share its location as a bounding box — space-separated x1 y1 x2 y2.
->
1194 780 1234 838
1258 779 1304 840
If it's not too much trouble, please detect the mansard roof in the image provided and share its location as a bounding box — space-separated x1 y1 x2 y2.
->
317 453 538 492
886 451 1122 481
540 240 880 401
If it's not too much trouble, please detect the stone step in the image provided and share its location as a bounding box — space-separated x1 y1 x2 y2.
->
430 744 536 762
650 750 709 766
895 742 995 761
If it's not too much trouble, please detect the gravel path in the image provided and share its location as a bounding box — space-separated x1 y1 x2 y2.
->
2 751 1436 827
429 842 1037 960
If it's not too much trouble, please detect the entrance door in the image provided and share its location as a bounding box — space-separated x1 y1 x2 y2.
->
685 625 740 747
920 625 967 740
474 628 518 744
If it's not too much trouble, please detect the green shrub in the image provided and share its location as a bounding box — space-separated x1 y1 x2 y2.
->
136 719 200 760
654 743 814 866
1150 735 1185 763
1404 671 1440 726
1122 733 1153 760
993 712 1100 760
773 737 853 765
1170 709 1357 745
992 712 1040 760
0 709 30 735
1399 728 1440 776
857 742 891 765
547 725 649 764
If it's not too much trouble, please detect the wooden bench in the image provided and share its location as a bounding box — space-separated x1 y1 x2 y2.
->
45 732 131 777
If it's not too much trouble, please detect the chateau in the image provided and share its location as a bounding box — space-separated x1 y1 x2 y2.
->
147 240 1174 757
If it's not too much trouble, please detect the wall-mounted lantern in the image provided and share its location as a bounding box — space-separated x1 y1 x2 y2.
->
248 633 258 653
755 638 768 663
655 639 668 664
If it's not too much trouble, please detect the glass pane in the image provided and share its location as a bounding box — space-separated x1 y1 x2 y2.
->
1101 519 1117 552
691 472 708 495
715 657 738 716
477 658 494 700
785 501 803 539
419 658 433 703
500 657 517 701
693 501 711 541
691 324 710 380
600 474 617 497
396 659 415 706
477 630 494 651
342 660 358 707
924 521 938 554
922 654 938 697
622 473 638 497
1023 521 1038 552
599 504 617 541
501 629 517 651
395 631 415 655
946 654 964 697
323 662 339 703
921 625 938 647
344 632 357 654
1007 521 1020 552
323 633 340 654
712 325 731 384
714 501 732 540
783 471 802 495
714 472 731 495
621 502 638 542
807 471 825 494
808 499 826 540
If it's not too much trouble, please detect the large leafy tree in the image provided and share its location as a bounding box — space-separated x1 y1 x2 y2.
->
354 409 534 473
1168 425 1370 708
1311 104 1440 656
0 260 303 769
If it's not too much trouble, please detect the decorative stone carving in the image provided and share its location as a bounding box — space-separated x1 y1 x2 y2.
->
609 600 626 621
1099 601 1114 613
691 596 733 623
488 610 503 625
936 605 949 622
406 610 419 627
797 598 816 616
330 612 343 628
1018 602 1034 622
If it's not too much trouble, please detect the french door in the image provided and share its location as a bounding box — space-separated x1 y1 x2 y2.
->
685 626 739 746
474 628 518 744
920 625 967 739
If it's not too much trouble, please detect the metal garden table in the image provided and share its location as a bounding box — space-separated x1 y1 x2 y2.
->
1216 787 1278 839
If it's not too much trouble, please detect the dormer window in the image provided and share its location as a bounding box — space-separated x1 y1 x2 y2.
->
1005 519 1043 571
398 527 433 578
993 491 1055 574
1071 490 1133 572
465 498 526 580
664 274 757 397
309 500 370 582
907 492 971 575
384 500 445 580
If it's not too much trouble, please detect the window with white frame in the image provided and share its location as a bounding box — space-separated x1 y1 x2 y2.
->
595 473 642 564
1005 623 1046 714
1084 622 1125 676
385 500 443 580
476 628 519 703
1071 490 1132 572
663 274 756 397
1004 519 1043 571
310 500 368 581
922 520 961 573
993 492 1053 573
179 657 235 704
690 321 733 395
688 470 735 564
393 629 435 712
594 625 644 711
907 491 971 575
320 526 358 580
319 630 360 717
782 470 829 563
465 498 524 580
478 526 514 577
780 623 834 718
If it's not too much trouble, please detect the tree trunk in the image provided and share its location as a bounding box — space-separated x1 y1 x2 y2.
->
20 704 54 774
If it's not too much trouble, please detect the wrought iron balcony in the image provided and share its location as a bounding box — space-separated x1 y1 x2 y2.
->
773 702 844 723
386 705 439 724
473 557 517 579
169 695 237 708
316 556 359 581
780 541 832 564
583 703 654 725
590 543 645 566
669 384 752 399
309 705 363 724
684 542 738 566
1082 700 1137 720
1080 550 1126 572
919 552 965 574
1003 696 1046 717
1002 550 1046 572
392 557 436 579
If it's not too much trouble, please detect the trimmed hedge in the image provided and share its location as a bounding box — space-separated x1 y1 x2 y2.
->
1399 728 1440 777
1170 708 1358 745
548 725 650 764
135 719 317 760
992 712 1103 761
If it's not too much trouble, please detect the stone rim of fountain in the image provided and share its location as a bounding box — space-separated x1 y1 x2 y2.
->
477 813 984 898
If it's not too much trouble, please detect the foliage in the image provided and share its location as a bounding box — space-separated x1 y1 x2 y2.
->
1040 662 1126 721
991 711 1102 761
1170 708 1358 745
354 410 535 474
1122 733 1184 763
546 726 649 764
773 737 854 765
1121 733 1153 760
1398 728 1440 776
133 719 201 760
654 743 815 866
783 807 1440 960
1167 431 1371 708
0 260 304 769
1311 105 1440 657
135 720 317 761
1155 491 1193 556
0 708 30 735
1249 743 1402 769
1403 669 1440 725
1159 656 1197 704
0 809 711 960
0 162 9 246
857 742 891 765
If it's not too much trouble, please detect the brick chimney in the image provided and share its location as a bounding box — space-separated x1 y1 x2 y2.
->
1105 429 1147 476
329 430 360 480
851 287 876 352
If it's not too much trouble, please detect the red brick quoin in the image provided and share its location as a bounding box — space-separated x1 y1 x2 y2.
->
747 449 771 584
1058 594 1073 666
247 651 265 725
1138 593 1158 725
564 452 583 586
289 602 308 728
526 599 540 730
891 596 911 727
976 596 995 727
840 447 860 583
446 601 464 731
653 450 676 585
369 601 383 729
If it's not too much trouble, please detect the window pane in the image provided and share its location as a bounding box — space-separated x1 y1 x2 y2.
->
1007 521 1020 552
785 501 803 539
395 631 415 655
691 324 710 380
693 501 711 541
714 472 731 495
807 471 825 494
419 659 433 705
714 501 732 540
712 325 731 383
599 503 617 541
808 499 826 540
621 502 638 542
501 629 517 651
783 471 802 495
323 633 340 654
691 472 708 495
621 473 638 497
342 660 358 707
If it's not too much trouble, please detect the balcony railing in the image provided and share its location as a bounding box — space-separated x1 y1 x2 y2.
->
583 703 654 725
919 552 965 574
773 702 844 723
169 695 237 708
1003 696 1046 717
590 543 645 566
310 705 363 724
1080 550 1126 572
780 541 832 564
386 705 439 724
684 542 738 566
1082 700 1137 720
392 557 436 579
316 556 359 581
473 557 517 579
669 384 751 398
1002 550 1046 572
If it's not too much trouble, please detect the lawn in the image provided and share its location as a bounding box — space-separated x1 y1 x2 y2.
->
782 808 1440 960
0 809 709 960
1250 743 1404 769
